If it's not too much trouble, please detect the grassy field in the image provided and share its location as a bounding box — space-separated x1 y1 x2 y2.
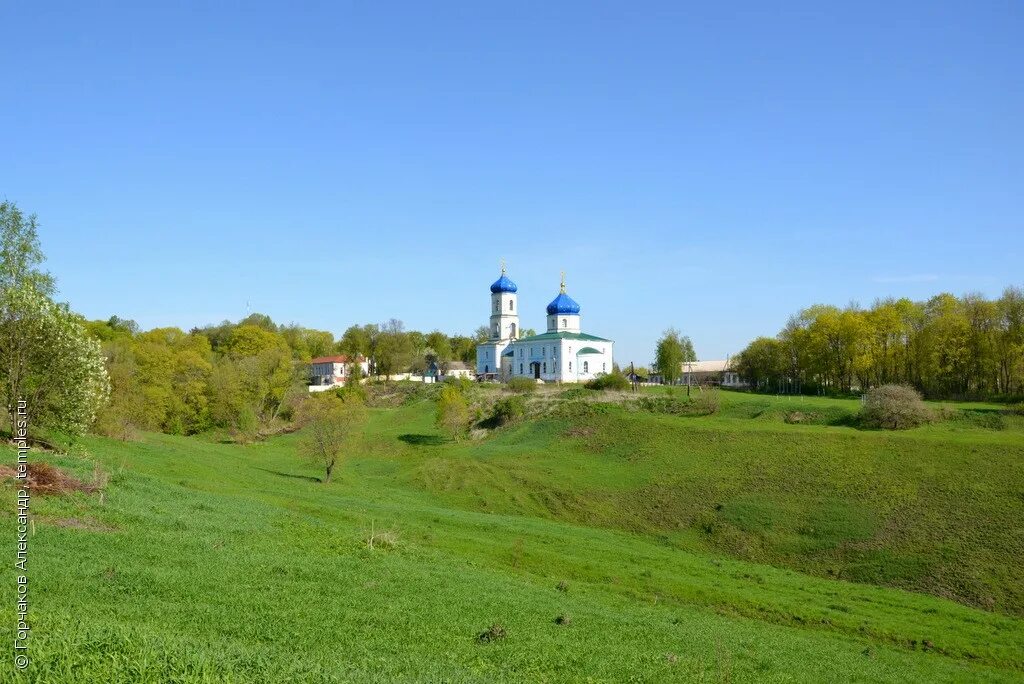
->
3 387 1024 682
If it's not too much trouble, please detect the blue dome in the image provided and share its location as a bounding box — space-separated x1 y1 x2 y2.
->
490 273 518 293
546 292 581 315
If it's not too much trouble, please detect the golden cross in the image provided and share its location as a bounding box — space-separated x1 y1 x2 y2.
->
560 271 566 293
500 258 506 274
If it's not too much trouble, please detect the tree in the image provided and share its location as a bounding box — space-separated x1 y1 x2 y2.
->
654 328 689 385
375 319 414 380
0 202 109 437
298 394 367 483
735 337 785 389
473 325 490 343
450 335 477 364
0 287 110 437
280 324 334 360
1 201 55 296
435 384 471 441
227 324 289 357
426 330 453 365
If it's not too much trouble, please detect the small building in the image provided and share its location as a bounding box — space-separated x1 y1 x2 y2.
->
443 361 474 380
308 355 370 392
681 359 748 388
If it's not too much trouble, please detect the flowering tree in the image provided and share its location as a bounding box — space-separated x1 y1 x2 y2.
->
0 202 109 438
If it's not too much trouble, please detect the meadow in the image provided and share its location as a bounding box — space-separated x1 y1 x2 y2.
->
3 387 1024 682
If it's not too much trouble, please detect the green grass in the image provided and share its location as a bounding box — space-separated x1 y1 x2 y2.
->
3 389 1024 682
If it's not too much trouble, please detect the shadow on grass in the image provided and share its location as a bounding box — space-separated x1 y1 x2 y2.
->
398 433 447 446
253 467 321 483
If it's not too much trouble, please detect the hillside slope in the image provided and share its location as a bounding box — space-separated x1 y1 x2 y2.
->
3 392 1024 682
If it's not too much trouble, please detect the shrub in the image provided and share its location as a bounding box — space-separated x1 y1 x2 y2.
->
585 373 630 391
687 390 720 416
436 385 471 441
637 391 719 417
477 623 507 643
506 377 537 394
860 384 933 430
492 395 527 426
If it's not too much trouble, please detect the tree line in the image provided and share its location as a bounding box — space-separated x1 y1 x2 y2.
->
88 314 492 439
0 200 499 442
734 291 1024 400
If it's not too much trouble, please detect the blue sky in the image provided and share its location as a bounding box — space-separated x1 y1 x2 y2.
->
2 1 1021 365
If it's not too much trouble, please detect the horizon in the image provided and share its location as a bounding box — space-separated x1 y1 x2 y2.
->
3 1 1021 364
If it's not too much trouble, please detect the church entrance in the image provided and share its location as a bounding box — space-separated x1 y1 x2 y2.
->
532 362 540 380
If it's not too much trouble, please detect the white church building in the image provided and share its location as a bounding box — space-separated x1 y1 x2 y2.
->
476 267 614 383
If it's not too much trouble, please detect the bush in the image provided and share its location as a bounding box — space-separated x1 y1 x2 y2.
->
436 385 471 441
506 377 537 394
860 384 933 430
584 373 630 391
637 390 719 417
492 396 526 425
688 390 720 416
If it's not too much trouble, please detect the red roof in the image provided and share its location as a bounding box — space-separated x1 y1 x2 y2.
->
310 355 364 364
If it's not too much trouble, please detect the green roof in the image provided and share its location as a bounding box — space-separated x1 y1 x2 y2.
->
515 331 612 343
576 346 602 355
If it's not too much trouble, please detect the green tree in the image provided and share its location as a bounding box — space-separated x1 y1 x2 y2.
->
227 324 289 357
0 202 109 437
654 328 689 385
735 337 785 389
298 394 367 483
426 330 453 365
375 319 414 380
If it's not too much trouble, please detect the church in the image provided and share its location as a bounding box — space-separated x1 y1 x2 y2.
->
475 266 614 383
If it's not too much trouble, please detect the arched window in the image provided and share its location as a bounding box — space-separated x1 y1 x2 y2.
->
583 361 589 373
519 363 523 374
509 300 514 311
569 362 572 371
510 323 516 338
542 362 546 373
562 318 567 328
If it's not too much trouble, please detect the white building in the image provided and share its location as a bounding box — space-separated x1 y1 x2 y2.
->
475 268 614 383
443 361 475 380
308 355 370 392
681 359 748 388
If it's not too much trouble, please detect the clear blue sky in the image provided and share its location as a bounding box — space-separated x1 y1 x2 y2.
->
2 2 1021 365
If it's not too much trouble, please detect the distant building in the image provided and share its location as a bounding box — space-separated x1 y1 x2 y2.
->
475 266 614 383
443 361 474 380
308 355 370 392
681 359 748 388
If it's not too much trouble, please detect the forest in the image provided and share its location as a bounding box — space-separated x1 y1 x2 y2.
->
735 290 1024 400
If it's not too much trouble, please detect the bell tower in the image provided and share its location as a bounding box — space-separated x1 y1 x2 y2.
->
488 260 519 341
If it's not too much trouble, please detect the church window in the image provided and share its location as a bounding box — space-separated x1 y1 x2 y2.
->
562 318 567 328
569 362 572 371
603 363 606 371
583 361 589 373
542 347 545 357
519 364 523 374
509 300 514 311
543 362 547 373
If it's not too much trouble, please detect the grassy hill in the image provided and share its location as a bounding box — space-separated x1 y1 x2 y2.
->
4 388 1024 682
